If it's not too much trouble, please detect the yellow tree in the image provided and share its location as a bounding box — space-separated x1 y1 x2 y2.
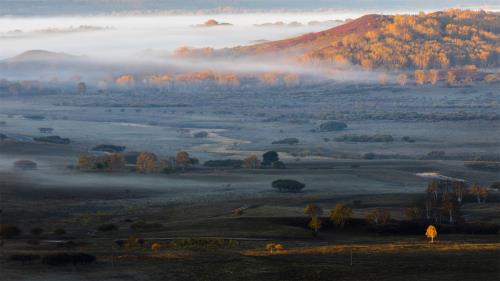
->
136 152 157 173
308 216 322 234
329 203 352 228
415 70 426 85
305 204 323 235
428 69 439 85
447 71 456 85
151 242 161 253
396 73 408 86
243 155 259 169
175 151 191 170
425 225 437 243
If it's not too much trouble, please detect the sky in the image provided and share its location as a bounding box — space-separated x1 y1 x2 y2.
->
0 0 497 16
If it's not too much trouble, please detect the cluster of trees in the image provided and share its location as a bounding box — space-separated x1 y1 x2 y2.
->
304 203 355 235
113 70 301 89
304 10 499 70
407 180 491 224
78 151 198 173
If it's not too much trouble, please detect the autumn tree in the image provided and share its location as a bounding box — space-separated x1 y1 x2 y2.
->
396 73 408 86
329 203 352 228
415 70 426 85
151 242 161 253
308 217 322 234
136 152 157 173
471 185 489 203
305 204 323 234
77 82 87 94
447 71 456 85
365 208 390 225
425 225 437 243
175 151 191 170
243 155 259 169
428 69 439 85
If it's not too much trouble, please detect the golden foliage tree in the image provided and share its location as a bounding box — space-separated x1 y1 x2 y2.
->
365 208 390 225
136 152 157 173
329 203 353 228
396 73 408 86
425 225 437 243
415 70 426 85
243 155 259 169
175 151 191 169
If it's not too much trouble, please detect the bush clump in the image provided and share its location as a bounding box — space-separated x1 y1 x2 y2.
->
0 224 21 238
42 253 96 266
97 223 118 232
272 138 299 145
334 134 393 142
319 121 347 132
130 221 163 230
92 144 126 153
272 179 306 192
9 254 40 263
33 136 70 144
204 159 243 168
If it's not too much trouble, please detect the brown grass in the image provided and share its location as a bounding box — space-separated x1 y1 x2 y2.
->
242 242 500 256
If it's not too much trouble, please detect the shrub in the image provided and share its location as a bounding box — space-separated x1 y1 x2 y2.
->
98 223 118 232
42 253 96 266
114 239 125 247
33 136 70 144
272 179 306 192
0 225 21 238
130 221 162 230
13 160 37 170
193 131 209 138
9 254 40 263
334 134 393 142
204 159 243 168
30 227 43 236
92 144 126 153
272 138 299 145
272 161 286 169
319 121 347 132
53 228 66 235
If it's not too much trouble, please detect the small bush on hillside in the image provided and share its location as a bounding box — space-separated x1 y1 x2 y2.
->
0 225 21 238
42 253 96 266
272 179 306 192
98 224 118 232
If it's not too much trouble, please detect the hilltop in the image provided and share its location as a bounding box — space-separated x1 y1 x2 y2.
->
183 10 499 70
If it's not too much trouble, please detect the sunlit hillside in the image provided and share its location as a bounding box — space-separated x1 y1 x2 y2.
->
211 10 499 70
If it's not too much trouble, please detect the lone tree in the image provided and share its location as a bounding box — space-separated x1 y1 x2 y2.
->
272 179 305 193
425 225 437 243
262 151 279 166
330 203 352 228
136 152 157 173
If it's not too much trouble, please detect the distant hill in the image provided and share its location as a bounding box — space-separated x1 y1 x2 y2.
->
6 50 83 63
188 10 499 70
